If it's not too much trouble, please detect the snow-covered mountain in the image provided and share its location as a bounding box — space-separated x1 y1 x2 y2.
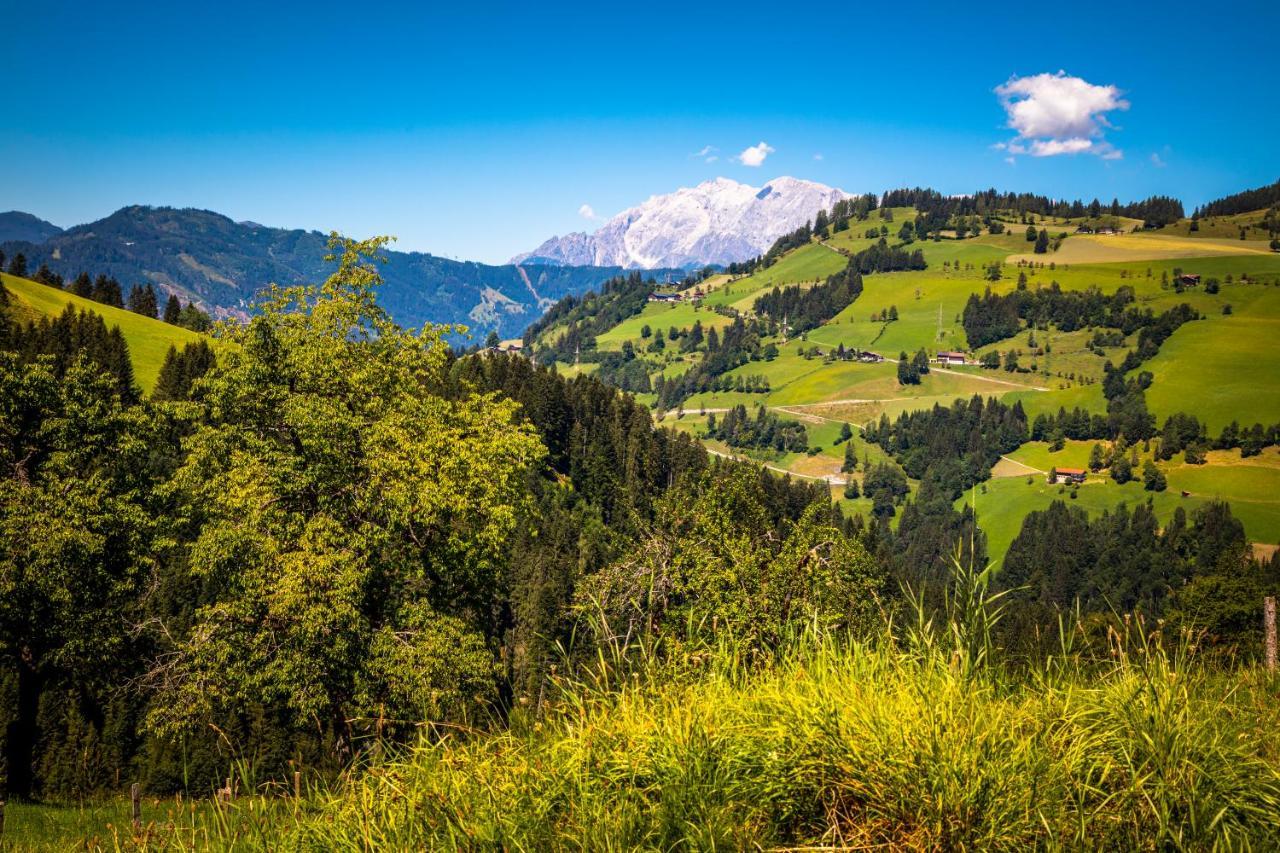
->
512 176 853 269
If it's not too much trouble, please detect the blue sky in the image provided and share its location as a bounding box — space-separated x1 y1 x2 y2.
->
2 0 1276 263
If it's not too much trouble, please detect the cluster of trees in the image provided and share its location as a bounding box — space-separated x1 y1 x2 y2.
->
845 238 926 275
753 268 864 334
896 349 930 385
706 405 808 453
962 283 1141 348
999 500 1273 647
865 396 1028 492
0 290 137 403
152 340 217 402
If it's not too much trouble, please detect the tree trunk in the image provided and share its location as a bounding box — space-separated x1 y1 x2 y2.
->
4 657 43 800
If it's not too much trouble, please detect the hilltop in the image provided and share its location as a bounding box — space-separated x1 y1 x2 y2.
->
0 206 678 339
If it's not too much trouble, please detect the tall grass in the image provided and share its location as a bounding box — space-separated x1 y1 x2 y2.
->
15 561 1280 850
151 623 1279 850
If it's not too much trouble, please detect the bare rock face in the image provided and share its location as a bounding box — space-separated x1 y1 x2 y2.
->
512 176 852 269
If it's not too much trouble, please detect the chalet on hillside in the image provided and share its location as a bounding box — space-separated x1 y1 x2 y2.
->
934 351 967 366
1178 274 1201 286
648 291 683 303
856 351 885 364
1075 225 1094 234
1053 467 1087 484
1096 226 1118 235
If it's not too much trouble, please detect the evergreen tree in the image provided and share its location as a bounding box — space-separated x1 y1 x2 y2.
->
163 294 182 323
7 253 27 278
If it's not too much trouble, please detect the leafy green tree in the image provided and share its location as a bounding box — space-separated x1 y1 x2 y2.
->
1110 454 1133 484
843 479 860 499
1025 224 1038 242
485 329 501 349
147 236 545 747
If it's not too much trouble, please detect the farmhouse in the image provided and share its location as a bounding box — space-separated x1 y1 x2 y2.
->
648 291 683 303
1178 274 1201 286
1053 467 1087 484
856 350 885 363
1075 225 1094 234
934 351 967 366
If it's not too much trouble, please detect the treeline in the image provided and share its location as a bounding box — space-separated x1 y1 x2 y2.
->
865 396 1028 493
879 187 1185 228
754 268 864 333
1195 178 1280 218
706 405 808 453
1 248 212 331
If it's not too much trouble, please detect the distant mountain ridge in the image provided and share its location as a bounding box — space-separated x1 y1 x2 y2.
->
0 211 63 244
1 206 677 338
513 176 854 270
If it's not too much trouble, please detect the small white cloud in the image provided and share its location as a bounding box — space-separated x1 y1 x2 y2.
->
995 71 1128 159
578 204 596 220
1150 152 1167 168
736 141 775 167
813 153 824 161
690 145 719 163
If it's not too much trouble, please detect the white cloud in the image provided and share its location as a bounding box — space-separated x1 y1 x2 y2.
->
995 71 1128 159
691 145 719 163
578 204 596 220
736 141 775 167
1150 152 1167 168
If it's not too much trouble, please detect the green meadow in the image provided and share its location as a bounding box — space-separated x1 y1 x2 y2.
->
2 271 205 393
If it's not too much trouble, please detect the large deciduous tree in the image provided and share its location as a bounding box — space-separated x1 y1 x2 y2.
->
147 236 544 747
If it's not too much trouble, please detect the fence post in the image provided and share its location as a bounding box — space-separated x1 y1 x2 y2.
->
1265 596 1277 673
131 782 141 832
293 770 301 800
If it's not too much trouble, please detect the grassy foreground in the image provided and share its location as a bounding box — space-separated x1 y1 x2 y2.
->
24 625 1280 851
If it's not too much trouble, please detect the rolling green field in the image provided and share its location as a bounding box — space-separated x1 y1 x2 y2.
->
2 271 205 393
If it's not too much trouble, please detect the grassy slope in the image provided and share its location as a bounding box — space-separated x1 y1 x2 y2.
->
2 272 203 393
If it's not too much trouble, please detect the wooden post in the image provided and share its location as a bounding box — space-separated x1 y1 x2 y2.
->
1265 596 1277 673
130 783 141 832
293 770 301 800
